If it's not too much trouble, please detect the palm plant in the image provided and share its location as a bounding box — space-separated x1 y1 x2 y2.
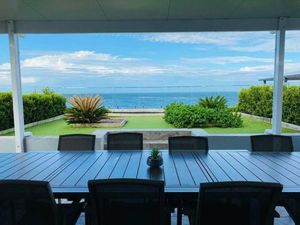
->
64 96 109 124
199 96 227 109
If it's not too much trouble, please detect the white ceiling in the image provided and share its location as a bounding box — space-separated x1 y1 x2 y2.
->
0 0 300 33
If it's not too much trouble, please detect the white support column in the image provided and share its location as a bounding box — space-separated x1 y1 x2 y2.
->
271 17 286 134
8 21 25 152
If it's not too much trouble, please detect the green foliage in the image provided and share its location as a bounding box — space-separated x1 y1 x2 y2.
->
164 102 242 128
151 148 160 158
237 85 300 125
0 91 66 131
0 93 14 131
237 86 273 117
212 109 243 128
64 96 109 124
283 86 300 125
199 96 227 109
42 87 55 95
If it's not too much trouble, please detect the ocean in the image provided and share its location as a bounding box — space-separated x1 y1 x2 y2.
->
64 91 239 109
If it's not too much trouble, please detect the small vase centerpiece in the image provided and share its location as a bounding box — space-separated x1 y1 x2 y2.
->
147 148 163 168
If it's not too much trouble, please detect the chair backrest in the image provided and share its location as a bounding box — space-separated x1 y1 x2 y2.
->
0 180 58 225
251 135 293 152
107 132 143 150
58 134 96 151
195 181 283 225
88 179 165 225
168 136 208 152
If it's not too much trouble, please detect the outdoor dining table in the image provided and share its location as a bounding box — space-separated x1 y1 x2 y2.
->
1 150 300 224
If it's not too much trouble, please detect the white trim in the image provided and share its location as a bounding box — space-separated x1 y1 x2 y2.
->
0 17 300 33
8 21 25 152
271 18 286 135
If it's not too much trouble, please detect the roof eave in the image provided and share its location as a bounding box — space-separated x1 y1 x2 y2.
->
1 17 300 33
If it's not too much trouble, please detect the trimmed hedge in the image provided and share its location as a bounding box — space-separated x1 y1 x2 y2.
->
0 91 66 131
0 93 14 131
237 85 300 125
164 103 242 128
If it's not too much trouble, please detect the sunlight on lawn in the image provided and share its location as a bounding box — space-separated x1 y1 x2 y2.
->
4 116 298 136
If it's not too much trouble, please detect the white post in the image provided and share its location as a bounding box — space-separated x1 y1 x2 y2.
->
271 17 286 135
8 21 25 152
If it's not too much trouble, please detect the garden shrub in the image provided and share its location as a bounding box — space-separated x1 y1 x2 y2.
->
238 86 273 118
212 109 243 128
164 102 242 128
0 93 14 131
0 90 66 131
64 96 109 124
283 86 300 125
198 96 227 109
238 85 300 125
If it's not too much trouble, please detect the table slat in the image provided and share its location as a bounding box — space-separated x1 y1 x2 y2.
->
1 150 300 195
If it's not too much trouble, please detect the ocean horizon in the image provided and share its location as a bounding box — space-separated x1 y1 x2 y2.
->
64 91 239 109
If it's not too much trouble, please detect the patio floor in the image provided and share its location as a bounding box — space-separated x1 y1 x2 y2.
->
75 207 294 225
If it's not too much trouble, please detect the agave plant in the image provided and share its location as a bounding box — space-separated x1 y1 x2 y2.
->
64 96 109 124
199 96 227 109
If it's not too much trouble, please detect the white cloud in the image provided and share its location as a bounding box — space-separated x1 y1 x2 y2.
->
143 32 273 50
13 51 167 77
143 32 254 46
21 77 38 84
0 73 36 85
143 31 300 53
239 65 273 73
0 51 169 85
0 76 10 85
239 62 300 74
228 42 274 52
1 49 300 88
0 63 10 71
0 63 11 85
182 56 274 65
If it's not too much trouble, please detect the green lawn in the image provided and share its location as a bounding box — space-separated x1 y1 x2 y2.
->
4 116 298 136
5 116 174 136
204 117 296 134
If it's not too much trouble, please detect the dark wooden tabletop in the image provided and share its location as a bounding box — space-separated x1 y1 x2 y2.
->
1 150 300 195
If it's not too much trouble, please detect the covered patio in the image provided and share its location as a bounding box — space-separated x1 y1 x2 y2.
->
1 0 300 152
1 1 300 225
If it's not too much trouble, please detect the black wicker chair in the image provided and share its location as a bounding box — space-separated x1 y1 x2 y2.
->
0 180 82 225
168 136 208 152
192 181 283 225
88 179 168 225
107 132 143 150
58 134 96 151
251 134 293 152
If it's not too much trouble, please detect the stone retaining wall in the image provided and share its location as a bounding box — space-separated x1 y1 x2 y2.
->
94 129 206 149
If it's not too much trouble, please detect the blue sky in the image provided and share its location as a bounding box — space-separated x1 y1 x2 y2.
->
0 31 300 93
